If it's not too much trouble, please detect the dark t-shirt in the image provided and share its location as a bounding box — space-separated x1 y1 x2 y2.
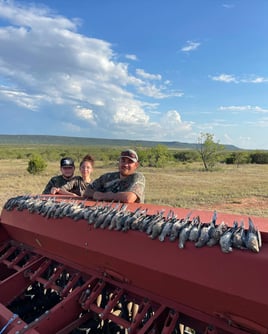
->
42 175 74 194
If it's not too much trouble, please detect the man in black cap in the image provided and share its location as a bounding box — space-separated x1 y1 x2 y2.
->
84 149 145 203
42 157 75 194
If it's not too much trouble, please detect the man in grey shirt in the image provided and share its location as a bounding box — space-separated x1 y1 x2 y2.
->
84 149 145 203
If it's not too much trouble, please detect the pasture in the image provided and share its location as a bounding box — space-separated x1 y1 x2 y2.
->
1 159 268 217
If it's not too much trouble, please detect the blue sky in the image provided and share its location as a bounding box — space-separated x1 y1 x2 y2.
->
0 0 267 149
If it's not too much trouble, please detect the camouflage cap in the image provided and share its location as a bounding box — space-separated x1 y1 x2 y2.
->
120 149 138 162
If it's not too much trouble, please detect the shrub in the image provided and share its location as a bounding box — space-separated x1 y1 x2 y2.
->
27 155 47 175
173 150 200 163
250 151 268 164
224 152 251 166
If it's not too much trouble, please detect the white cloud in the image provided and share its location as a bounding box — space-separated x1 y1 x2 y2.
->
181 40 200 52
62 121 82 133
223 133 233 144
248 118 268 127
159 110 193 138
219 105 268 113
0 86 42 110
136 69 162 81
0 0 185 140
222 4 235 9
211 74 237 83
74 106 96 124
211 74 268 84
241 76 268 83
125 54 137 61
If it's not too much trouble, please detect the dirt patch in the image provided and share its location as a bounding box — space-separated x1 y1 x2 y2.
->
219 197 268 209
198 197 268 217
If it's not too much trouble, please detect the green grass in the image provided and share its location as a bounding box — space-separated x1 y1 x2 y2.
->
1 159 268 217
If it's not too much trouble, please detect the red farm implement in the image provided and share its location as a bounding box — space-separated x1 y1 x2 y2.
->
0 195 267 334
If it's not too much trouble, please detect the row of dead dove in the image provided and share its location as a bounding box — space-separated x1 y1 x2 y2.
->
3 195 262 253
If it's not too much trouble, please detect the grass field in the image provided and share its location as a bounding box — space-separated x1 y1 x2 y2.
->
1 159 268 217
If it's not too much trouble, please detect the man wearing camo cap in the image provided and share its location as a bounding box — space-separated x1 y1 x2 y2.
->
84 149 145 203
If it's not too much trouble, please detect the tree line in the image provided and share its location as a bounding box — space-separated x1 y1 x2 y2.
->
1 133 268 174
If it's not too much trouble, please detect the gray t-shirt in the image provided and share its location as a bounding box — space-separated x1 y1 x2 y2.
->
91 171 145 203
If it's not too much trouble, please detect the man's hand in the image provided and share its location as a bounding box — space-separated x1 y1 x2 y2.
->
83 187 95 198
50 187 59 195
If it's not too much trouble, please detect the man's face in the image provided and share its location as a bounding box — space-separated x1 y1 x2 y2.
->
119 157 138 177
61 166 75 179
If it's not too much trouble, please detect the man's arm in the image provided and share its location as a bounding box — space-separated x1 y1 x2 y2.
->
57 188 79 197
57 178 79 197
83 185 95 199
42 179 54 194
93 191 137 203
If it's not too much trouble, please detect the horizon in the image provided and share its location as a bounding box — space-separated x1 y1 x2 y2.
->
0 133 245 150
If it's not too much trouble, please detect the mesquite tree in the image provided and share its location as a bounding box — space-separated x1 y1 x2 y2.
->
197 133 224 171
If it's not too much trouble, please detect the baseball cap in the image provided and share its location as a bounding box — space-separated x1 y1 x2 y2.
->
120 149 138 162
60 157 75 167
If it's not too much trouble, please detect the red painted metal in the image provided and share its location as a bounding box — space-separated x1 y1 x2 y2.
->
0 196 268 333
